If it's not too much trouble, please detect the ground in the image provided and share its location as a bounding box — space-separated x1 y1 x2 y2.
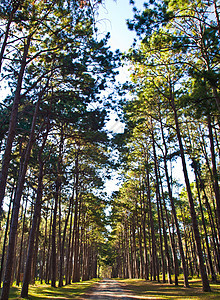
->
2 278 220 299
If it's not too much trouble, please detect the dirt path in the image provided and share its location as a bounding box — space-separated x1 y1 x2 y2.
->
79 278 142 300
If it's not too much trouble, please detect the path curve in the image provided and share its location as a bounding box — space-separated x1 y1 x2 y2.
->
79 278 142 300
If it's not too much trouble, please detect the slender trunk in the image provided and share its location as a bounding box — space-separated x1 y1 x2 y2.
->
207 115 220 234
160 116 188 287
141 189 149 280
193 160 217 282
0 1 21 73
73 196 81 283
138 224 144 279
151 128 165 282
0 184 14 287
31 213 41 284
158 168 173 284
1 93 43 300
58 194 73 287
65 190 74 285
132 217 138 278
16 196 28 286
20 158 45 297
0 37 31 216
51 180 59 287
125 218 132 278
72 153 80 282
45 207 53 284
145 157 157 281
42 202 48 282
202 185 220 273
129 225 134 278
51 125 63 287
171 97 210 292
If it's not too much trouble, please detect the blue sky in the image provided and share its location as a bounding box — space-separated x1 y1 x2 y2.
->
99 1 193 193
98 0 145 52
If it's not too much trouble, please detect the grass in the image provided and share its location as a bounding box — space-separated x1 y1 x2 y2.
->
3 277 220 299
0 278 100 299
117 278 220 299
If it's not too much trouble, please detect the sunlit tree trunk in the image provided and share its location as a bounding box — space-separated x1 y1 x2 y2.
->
145 155 157 281
157 168 173 284
59 193 73 287
21 123 49 297
1 92 44 300
171 96 211 292
207 115 220 236
141 188 149 280
160 132 183 285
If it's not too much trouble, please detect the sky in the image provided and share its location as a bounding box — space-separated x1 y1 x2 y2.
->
97 1 194 194
99 0 146 135
97 0 145 52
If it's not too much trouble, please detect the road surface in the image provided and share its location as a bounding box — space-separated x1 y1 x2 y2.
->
79 278 142 300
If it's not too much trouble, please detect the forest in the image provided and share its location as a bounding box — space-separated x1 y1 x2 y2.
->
0 0 220 299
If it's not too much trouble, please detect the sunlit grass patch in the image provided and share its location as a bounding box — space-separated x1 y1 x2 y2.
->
1 278 100 299
117 278 220 299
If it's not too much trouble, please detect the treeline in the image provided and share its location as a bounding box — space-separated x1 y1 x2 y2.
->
0 1 118 299
109 0 220 293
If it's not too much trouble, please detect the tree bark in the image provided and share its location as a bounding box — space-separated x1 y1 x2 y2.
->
207 115 220 236
16 195 28 286
0 0 21 73
145 155 157 281
0 184 14 287
141 188 149 280
58 192 73 287
171 97 211 292
0 36 31 217
0 92 43 300
20 124 49 297
151 127 166 283
160 115 188 287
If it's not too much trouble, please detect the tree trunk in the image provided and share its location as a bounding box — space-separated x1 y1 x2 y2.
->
207 115 220 236
1 92 43 300
160 112 188 287
193 159 217 282
141 188 149 280
0 36 31 217
21 146 46 297
0 184 14 287
58 193 73 287
51 179 60 288
0 1 21 73
157 168 173 284
72 196 81 283
65 189 74 285
145 156 157 281
171 97 211 292
16 195 28 286
72 153 80 283
151 127 166 283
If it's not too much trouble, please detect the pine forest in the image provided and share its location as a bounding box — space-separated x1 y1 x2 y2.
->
0 0 220 299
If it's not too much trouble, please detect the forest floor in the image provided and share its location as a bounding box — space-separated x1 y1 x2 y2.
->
2 277 220 299
2 278 99 299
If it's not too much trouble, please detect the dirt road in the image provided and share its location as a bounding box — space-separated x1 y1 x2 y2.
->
79 278 142 300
